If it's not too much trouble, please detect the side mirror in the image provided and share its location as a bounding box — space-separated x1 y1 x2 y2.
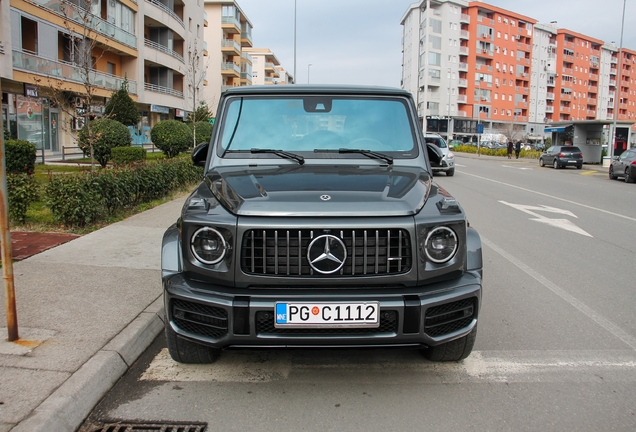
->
192 142 209 167
612 155 619 161
426 142 444 167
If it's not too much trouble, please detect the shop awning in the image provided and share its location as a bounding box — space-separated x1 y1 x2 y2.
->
544 124 572 133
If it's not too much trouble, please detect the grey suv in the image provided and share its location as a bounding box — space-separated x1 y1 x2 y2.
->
162 85 483 364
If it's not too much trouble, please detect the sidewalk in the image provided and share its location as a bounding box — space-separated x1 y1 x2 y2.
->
0 196 185 432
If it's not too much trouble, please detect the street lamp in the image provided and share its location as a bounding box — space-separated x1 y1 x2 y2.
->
308 64 313 84
477 76 484 156
293 0 297 83
447 68 452 141
611 0 627 162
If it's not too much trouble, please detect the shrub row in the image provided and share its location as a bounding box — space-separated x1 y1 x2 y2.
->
452 145 541 159
7 174 39 223
45 158 203 227
111 146 147 165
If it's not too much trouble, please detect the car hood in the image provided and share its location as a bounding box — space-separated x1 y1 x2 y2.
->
205 164 432 217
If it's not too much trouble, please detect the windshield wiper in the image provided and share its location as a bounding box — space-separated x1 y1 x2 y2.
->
250 149 305 165
338 149 393 165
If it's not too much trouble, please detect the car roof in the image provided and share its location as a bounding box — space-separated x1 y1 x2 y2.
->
222 84 412 97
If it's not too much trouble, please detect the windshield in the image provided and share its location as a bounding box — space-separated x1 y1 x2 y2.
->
425 136 447 148
218 96 417 158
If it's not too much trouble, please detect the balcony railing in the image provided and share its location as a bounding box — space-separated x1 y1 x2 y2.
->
222 62 241 74
457 78 468 87
546 92 555 100
222 39 241 52
545 106 554 113
222 15 241 29
146 0 185 28
144 82 183 98
144 39 184 63
460 14 470 23
458 62 468 71
29 0 137 48
13 49 137 93
241 31 253 45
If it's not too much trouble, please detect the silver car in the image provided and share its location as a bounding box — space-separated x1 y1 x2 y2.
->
424 133 456 176
609 148 636 183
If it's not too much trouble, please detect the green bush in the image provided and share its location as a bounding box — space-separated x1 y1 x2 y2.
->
5 139 37 174
7 174 39 223
452 145 541 159
150 120 192 158
3 127 11 141
45 172 105 227
44 158 203 226
78 118 131 167
190 121 213 146
111 146 147 165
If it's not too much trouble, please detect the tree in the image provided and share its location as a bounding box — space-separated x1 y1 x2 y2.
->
151 120 191 158
31 0 112 170
78 118 131 167
190 101 212 124
183 39 211 148
104 79 140 126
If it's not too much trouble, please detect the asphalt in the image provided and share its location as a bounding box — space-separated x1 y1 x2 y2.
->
0 195 185 432
0 152 609 432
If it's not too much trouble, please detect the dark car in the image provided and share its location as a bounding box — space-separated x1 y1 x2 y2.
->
539 145 583 169
161 85 483 364
609 148 636 183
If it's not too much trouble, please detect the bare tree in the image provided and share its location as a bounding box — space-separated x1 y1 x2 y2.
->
183 39 211 148
33 0 110 170
495 122 526 143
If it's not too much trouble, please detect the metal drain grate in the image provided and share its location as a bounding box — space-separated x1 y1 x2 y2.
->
89 421 207 432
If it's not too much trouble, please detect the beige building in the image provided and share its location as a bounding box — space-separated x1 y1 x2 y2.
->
244 48 281 86
202 0 254 115
1 0 205 156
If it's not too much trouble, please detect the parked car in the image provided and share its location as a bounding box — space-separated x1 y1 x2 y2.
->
539 145 583 169
449 139 464 148
609 148 636 183
424 133 455 176
161 85 482 364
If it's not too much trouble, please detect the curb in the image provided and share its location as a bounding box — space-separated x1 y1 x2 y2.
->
12 297 165 432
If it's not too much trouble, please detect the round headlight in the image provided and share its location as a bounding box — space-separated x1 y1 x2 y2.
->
424 226 458 263
191 227 227 265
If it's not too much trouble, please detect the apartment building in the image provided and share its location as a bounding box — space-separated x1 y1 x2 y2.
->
244 48 281 85
202 0 253 115
401 0 636 141
1 0 204 155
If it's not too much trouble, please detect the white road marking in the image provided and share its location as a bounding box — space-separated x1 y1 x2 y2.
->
460 171 636 223
482 236 636 351
141 348 636 383
502 165 532 170
499 201 593 237
455 164 466 167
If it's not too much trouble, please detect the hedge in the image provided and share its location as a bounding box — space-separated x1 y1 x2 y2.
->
45 158 203 226
111 146 147 165
5 139 37 174
7 174 39 223
452 145 541 159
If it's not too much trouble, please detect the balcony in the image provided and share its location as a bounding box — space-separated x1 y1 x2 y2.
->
241 30 254 47
588 85 598 92
611 57 618 64
221 61 241 77
588 97 597 104
459 46 469 55
459 31 469 40
203 11 208 27
222 39 241 56
589 73 599 80
587 110 596 116
610 67 618 75
561 107 571 113
241 52 253 63
458 62 468 71
545 106 554 113
609 79 617 86
457 78 468 87
13 50 137 94
460 14 470 23
146 0 185 29
546 92 555 100
203 41 208 56
222 15 241 33
457 94 467 103
29 0 137 48
561 93 572 100
144 39 184 63
144 82 183 98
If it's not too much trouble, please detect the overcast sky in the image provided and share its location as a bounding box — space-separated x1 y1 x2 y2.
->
236 0 635 87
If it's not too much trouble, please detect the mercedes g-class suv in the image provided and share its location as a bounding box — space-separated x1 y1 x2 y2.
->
162 85 483 363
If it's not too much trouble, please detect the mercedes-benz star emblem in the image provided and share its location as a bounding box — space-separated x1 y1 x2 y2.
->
307 235 347 274
320 195 331 201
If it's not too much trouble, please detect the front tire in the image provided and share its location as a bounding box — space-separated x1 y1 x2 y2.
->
446 168 455 177
553 159 559 169
165 320 221 364
539 158 545 167
609 166 617 180
421 326 477 362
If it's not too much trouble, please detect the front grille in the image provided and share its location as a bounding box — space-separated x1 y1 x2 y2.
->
241 229 411 277
424 298 476 337
172 299 229 339
255 310 398 336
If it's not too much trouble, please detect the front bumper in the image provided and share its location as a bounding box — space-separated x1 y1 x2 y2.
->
432 157 455 172
163 271 482 349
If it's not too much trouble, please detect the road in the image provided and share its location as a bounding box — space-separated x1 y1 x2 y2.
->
80 156 636 432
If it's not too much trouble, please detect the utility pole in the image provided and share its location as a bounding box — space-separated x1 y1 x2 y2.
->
293 0 297 84
0 77 18 342
610 0 627 162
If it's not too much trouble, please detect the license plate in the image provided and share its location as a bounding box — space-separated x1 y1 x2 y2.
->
275 302 379 328
568 160 576 163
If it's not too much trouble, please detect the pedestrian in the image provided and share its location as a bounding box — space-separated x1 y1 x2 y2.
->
507 141 514 159
515 140 522 159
